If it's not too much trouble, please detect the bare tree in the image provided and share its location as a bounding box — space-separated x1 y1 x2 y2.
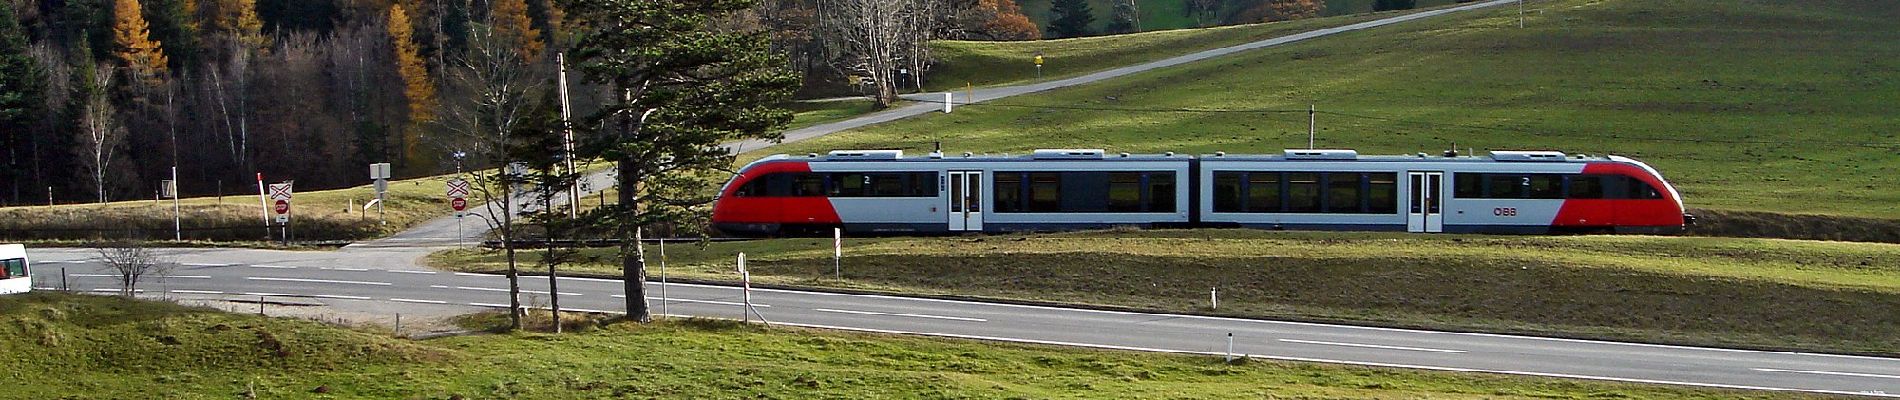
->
436 24 547 331
97 240 174 296
818 0 941 106
76 62 126 204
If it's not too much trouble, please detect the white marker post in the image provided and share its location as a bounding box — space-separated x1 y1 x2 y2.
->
1211 287 1218 310
1225 333 1235 363
660 237 668 317
833 227 842 280
738 252 750 324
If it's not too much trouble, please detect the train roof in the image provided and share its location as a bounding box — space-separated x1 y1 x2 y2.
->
754 149 1621 164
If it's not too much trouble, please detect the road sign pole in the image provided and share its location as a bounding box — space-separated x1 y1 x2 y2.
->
257 173 269 239
171 167 181 241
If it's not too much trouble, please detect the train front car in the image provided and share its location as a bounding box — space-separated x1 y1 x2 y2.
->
711 155 841 237
1440 152 1688 234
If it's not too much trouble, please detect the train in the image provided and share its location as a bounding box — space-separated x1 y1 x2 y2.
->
710 149 1691 236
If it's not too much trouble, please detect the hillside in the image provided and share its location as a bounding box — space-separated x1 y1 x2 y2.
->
766 0 1900 219
0 293 1825 398
1010 0 1461 33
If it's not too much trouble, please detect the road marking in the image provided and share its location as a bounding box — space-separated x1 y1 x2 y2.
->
1753 368 1900 380
309 294 373 300
319 267 370 272
388 270 438 275
182 262 234 267
454 272 493 277
170 289 224 294
620 295 771 308
90 288 143 293
558 276 622 283
429 285 450 289
248 265 297 269
390 298 447 304
1278 339 1465 354
71 274 211 279
246 277 392 286
812 308 986 322
469 302 512 308
241 292 295 297
451 286 582 296
36 260 86 264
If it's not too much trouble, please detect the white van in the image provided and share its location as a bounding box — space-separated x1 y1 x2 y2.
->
0 244 30 295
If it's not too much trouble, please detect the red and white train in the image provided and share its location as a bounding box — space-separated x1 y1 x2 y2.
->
711 149 1690 236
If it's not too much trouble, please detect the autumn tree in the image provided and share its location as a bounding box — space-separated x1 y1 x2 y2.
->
112 0 171 84
1045 0 1093 38
490 0 543 60
1238 0 1322 23
565 0 799 322
969 0 1038 40
1105 0 1138 34
388 3 437 170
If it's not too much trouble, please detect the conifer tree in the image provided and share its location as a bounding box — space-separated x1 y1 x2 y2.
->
1046 0 1094 38
490 0 543 60
389 3 438 168
1 2 46 203
112 0 171 84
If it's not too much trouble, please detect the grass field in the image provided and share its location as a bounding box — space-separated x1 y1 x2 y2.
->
0 172 489 242
1009 0 1459 34
779 0 1900 220
926 8 1412 91
0 293 1834 399
785 99 892 131
435 230 1900 356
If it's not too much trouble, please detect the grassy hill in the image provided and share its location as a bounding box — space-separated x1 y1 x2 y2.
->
1011 0 1461 34
0 293 1835 398
775 0 1900 219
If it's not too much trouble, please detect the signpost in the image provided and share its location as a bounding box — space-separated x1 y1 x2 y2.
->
447 178 470 247
370 163 391 224
1034 53 1043 79
162 175 179 241
268 182 293 244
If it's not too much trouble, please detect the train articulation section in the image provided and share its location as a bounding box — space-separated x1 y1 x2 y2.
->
710 149 1689 236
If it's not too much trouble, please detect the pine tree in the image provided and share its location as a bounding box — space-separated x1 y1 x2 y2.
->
1 2 47 203
1105 0 1139 34
145 0 200 69
490 0 543 60
389 3 437 168
1046 0 1095 38
112 0 171 84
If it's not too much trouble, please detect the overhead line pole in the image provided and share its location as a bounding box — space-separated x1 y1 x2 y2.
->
558 53 579 219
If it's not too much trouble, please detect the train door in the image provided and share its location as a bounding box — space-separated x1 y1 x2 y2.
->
947 171 984 231
1407 172 1444 233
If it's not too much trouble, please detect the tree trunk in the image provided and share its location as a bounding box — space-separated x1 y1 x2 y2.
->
618 157 651 322
503 189 522 330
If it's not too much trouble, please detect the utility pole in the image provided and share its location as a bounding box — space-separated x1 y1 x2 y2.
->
557 53 579 219
1308 104 1317 149
169 90 181 241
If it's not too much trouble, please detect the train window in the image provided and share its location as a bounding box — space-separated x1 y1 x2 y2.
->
1246 172 1281 212
1287 173 1321 213
1027 173 1062 212
733 176 769 197
1627 177 1664 199
1146 172 1176 213
830 173 868 197
1213 172 1243 212
824 172 937 197
1455 173 1483 198
1567 175 1607 199
907 172 938 196
1528 175 1564 199
1326 173 1362 213
1108 173 1142 212
994 173 1023 212
792 173 826 197
1368 173 1398 214
1486 174 1525 198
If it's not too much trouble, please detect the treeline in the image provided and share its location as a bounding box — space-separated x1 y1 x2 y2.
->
0 0 1058 206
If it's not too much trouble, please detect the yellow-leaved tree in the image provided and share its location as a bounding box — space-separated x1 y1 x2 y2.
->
490 0 543 60
112 0 170 84
389 3 437 168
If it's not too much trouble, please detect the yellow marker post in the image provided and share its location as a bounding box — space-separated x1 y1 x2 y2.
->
1034 54 1044 79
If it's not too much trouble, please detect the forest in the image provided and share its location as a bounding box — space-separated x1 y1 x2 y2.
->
0 0 1325 206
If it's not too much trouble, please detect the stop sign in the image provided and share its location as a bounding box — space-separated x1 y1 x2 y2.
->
273 199 290 214
450 197 467 211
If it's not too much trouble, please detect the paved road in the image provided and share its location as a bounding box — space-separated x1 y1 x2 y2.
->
25 248 1900 398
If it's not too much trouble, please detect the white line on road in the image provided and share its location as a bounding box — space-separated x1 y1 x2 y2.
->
429 285 450 288
469 302 512 308
246 277 392 286
241 292 296 297
619 295 770 308
320 267 370 272
454 272 493 277
170 289 224 294
1278 339 1466 354
182 262 234 267
71 274 211 279
812 308 985 322
451 286 581 296
248 265 297 269
390 298 448 304
90 288 142 293
388 270 438 275
1753 368 1900 380
309 294 373 300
